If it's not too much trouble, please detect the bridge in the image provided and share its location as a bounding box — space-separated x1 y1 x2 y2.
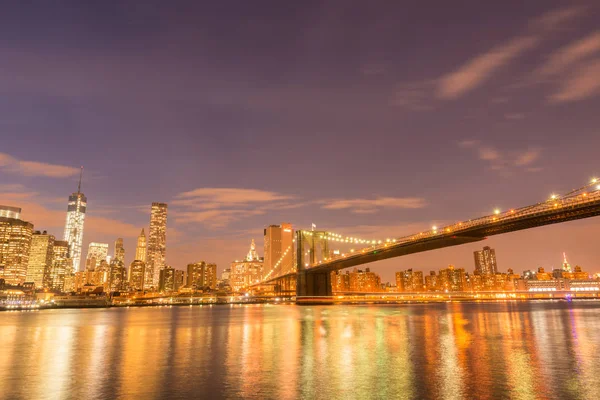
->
253 179 600 299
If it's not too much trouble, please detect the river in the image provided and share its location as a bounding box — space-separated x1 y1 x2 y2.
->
1 301 599 399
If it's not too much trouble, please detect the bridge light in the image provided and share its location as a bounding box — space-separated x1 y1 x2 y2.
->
550 194 558 200
592 178 598 184
494 209 500 215
597 184 600 190
432 226 437 230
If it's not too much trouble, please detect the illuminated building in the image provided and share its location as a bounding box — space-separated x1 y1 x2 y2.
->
159 266 175 293
174 269 185 292
264 223 293 277
396 269 424 292
128 260 145 291
186 261 217 290
474 246 498 276
0 205 21 219
536 267 552 281
114 238 125 264
147 203 167 288
25 231 55 289
135 229 146 262
331 270 350 292
63 169 86 272
85 242 108 271
0 216 33 285
349 268 381 292
561 252 571 272
425 271 438 291
108 261 127 292
45 240 71 291
230 240 264 291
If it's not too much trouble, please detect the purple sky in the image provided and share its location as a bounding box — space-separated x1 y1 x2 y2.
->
2 0 600 281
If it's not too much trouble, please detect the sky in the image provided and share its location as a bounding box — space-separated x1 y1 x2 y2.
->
1 0 600 281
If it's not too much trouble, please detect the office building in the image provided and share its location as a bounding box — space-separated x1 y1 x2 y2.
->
147 203 167 288
187 261 217 290
230 240 264 291
26 231 55 289
135 229 146 262
264 223 293 276
114 238 125 264
108 260 127 292
86 242 109 271
129 260 146 291
63 169 87 272
47 240 71 291
0 205 21 219
0 215 33 285
349 268 382 292
159 266 175 293
474 246 498 276
174 269 185 292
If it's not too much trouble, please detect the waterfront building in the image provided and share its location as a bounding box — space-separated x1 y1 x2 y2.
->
230 240 264 291
536 267 552 281
396 269 424 292
331 270 350 292
474 246 498 276
424 271 438 291
186 261 217 290
174 269 185 292
114 238 125 264
0 215 34 285
135 229 146 262
108 261 127 292
159 266 175 293
63 170 87 272
48 240 72 292
349 268 381 292
264 223 293 277
147 203 167 288
128 260 146 291
0 205 21 219
26 231 55 289
85 242 108 271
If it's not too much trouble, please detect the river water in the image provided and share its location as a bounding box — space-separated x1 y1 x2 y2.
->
1 302 599 400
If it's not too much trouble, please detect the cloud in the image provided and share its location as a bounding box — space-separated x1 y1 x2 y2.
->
437 36 539 99
392 81 435 111
528 6 586 32
504 113 525 120
0 152 80 178
537 32 600 77
549 58 600 102
176 188 292 204
459 141 543 173
321 197 426 214
173 209 266 229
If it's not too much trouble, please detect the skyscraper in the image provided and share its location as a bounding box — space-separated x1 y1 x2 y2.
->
0 215 33 285
86 242 109 271
26 231 55 289
135 229 146 262
147 203 167 288
264 223 294 277
63 168 87 272
474 246 498 275
114 238 125 264
159 266 175 293
48 240 71 291
129 260 146 291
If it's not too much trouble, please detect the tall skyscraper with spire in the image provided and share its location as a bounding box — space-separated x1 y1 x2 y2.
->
63 167 87 272
135 229 147 262
146 203 167 288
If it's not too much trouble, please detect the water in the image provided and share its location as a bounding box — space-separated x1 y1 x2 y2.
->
1 302 600 400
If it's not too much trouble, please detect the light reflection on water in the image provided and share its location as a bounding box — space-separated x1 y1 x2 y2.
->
1 302 599 400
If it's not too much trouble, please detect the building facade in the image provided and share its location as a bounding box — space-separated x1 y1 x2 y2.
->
230 240 264 292
135 229 146 262
264 223 293 277
26 231 55 289
159 266 175 293
114 238 125 264
63 180 87 272
147 203 167 288
186 261 217 290
0 205 21 219
129 260 146 291
85 242 109 271
47 240 71 292
0 216 34 285
474 246 498 276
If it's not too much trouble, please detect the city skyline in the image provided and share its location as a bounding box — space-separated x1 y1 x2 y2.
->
1 1 600 281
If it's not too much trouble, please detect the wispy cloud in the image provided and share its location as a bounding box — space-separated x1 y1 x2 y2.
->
321 197 426 214
176 188 292 204
459 140 542 174
537 31 600 78
437 36 539 99
0 152 80 178
549 58 600 103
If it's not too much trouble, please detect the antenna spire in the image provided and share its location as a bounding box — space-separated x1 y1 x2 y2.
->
78 166 83 193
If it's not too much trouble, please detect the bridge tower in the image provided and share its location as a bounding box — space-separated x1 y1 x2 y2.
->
296 230 332 298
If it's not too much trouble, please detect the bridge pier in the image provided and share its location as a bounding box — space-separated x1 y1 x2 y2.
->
296 270 333 303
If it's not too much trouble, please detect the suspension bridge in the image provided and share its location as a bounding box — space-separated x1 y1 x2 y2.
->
252 178 600 299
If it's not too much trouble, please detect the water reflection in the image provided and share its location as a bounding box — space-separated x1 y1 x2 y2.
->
0 302 599 399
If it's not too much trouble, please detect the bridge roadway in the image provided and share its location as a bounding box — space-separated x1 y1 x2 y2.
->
256 183 600 298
